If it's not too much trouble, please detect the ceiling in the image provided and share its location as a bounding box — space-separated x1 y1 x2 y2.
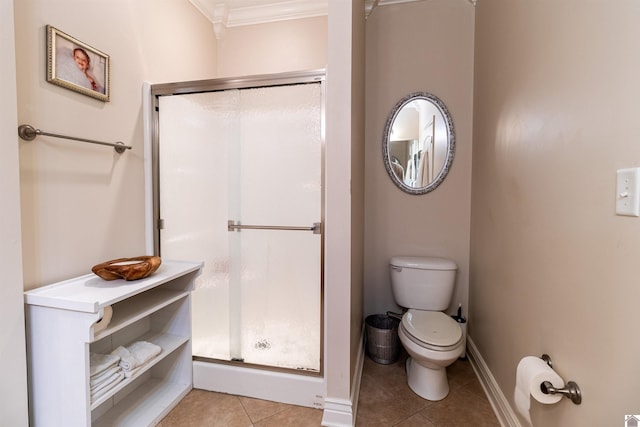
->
189 0 475 39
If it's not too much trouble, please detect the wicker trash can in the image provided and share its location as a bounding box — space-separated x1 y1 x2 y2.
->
365 314 400 365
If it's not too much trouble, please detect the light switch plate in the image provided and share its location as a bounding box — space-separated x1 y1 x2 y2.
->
616 168 640 216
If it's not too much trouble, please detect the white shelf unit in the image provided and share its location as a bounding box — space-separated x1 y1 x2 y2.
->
24 260 203 427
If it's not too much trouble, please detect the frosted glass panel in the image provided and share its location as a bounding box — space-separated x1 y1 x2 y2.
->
238 85 322 224
158 82 322 372
239 231 320 370
158 90 240 361
237 85 321 370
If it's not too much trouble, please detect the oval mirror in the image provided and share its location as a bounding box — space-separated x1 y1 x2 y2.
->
382 92 455 195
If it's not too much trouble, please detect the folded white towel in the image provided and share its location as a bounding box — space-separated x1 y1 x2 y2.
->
90 366 121 387
111 346 136 371
121 356 159 378
90 371 125 402
123 364 144 379
90 370 123 393
128 341 162 364
93 305 113 334
111 341 161 372
89 353 120 377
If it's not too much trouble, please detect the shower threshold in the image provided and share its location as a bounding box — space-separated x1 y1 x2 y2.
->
193 357 325 409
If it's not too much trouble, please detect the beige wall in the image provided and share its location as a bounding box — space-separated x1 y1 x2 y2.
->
471 1 640 425
364 0 475 318
0 0 29 424
15 0 218 289
217 16 327 77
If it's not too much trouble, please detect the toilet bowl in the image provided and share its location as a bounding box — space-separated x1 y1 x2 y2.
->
389 256 463 401
398 310 464 400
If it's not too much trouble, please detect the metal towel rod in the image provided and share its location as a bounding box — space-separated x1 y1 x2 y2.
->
228 220 321 235
18 124 132 154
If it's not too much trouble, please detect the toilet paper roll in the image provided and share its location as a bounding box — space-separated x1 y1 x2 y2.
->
514 356 564 425
93 306 113 334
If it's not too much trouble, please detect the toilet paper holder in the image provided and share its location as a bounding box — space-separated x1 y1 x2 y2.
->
539 354 582 405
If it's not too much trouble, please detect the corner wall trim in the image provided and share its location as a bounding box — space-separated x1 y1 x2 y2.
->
467 337 522 427
142 82 154 255
322 398 354 427
321 327 365 427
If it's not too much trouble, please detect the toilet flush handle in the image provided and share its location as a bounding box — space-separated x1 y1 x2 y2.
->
391 266 402 272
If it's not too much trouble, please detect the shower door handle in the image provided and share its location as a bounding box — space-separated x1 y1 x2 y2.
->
228 221 322 235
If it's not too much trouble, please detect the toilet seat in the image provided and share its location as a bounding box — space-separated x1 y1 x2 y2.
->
401 310 462 351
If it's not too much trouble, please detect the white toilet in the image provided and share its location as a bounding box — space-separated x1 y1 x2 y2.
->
390 256 464 401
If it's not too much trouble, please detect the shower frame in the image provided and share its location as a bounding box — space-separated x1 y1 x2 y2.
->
148 69 326 381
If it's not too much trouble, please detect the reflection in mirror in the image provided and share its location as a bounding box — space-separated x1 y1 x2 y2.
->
383 92 455 195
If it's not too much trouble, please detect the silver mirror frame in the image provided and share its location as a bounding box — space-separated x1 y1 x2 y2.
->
382 92 455 195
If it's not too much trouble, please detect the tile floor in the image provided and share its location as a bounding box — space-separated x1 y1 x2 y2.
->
158 350 500 426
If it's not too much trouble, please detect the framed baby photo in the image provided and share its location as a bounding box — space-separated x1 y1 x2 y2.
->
46 25 110 102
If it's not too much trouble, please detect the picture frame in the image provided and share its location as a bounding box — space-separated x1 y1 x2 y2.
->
46 25 110 102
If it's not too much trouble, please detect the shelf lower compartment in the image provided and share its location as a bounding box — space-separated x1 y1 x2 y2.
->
90 331 189 410
92 378 191 427
92 289 190 343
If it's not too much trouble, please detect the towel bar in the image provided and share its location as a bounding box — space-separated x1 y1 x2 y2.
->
18 124 132 154
227 220 321 234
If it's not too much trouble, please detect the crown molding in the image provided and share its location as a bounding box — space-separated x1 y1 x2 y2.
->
190 0 328 39
191 0 475 39
229 0 327 27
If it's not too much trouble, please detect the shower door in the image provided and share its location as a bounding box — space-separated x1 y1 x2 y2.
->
155 78 323 373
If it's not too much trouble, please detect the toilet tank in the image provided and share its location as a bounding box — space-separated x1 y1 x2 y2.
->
390 256 457 310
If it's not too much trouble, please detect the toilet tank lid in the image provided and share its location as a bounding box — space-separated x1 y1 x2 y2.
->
390 256 457 271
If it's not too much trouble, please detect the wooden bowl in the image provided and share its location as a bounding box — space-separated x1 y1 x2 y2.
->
92 256 162 281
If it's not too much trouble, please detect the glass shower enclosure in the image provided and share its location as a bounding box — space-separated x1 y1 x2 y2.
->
150 71 324 375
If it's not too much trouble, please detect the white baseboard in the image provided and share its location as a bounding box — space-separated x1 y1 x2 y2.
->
467 336 522 427
322 398 355 427
350 326 365 422
321 326 365 427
